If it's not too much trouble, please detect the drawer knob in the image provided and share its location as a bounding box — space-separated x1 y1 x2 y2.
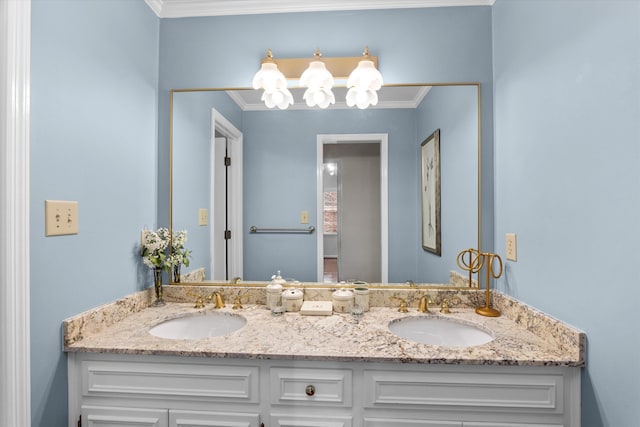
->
305 385 316 396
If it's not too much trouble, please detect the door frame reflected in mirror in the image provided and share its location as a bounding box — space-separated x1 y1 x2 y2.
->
316 133 388 283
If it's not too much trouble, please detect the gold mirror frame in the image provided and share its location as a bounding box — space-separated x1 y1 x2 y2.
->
169 83 482 289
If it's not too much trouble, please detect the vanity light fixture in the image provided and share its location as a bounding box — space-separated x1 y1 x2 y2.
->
299 49 335 109
252 49 294 110
252 47 382 109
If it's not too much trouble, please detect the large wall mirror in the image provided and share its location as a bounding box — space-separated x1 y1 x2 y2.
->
170 83 480 286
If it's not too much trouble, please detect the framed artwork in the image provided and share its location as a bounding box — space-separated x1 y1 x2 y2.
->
421 129 441 255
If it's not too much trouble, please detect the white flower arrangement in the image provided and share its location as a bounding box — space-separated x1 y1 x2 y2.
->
142 227 171 271
170 229 191 267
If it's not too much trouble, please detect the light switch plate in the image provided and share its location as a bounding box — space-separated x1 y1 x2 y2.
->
45 200 78 236
505 233 517 261
300 210 309 224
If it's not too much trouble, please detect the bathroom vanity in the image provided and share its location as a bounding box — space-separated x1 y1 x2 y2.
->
65 287 584 427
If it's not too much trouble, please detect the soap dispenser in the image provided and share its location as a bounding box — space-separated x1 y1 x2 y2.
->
266 270 285 310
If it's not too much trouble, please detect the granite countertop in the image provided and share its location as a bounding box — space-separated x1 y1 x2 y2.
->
63 287 585 367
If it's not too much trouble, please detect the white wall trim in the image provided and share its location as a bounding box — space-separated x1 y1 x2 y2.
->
211 108 243 280
146 0 495 18
316 134 388 283
0 0 31 425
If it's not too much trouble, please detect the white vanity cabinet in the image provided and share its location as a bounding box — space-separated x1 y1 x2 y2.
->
68 353 580 427
69 354 261 427
361 365 579 427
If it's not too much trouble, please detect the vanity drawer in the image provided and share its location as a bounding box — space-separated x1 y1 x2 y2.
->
270 413 352 427
363 369 564 413
269 367 352 407
82 360 259 403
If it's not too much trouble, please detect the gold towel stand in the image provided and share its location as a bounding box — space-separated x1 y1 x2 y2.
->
456 248 503 317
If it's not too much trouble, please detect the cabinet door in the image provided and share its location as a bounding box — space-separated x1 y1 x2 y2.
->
82 405 168 427
169 409 260 427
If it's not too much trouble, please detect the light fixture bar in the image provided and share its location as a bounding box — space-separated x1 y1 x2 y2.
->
273 55 378 80
252 48 382 110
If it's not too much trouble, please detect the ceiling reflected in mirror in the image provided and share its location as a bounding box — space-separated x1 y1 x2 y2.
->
227 85 431 111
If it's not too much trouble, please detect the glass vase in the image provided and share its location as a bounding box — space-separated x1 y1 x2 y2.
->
173 264 181 283
152 267 165 307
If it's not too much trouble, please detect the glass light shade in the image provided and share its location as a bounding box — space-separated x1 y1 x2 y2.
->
347 59 383 91
300 60 335 108
346 87 379 109
252 62 287 92
300 61 334 88
261 88 294 110
303 87 335 109
253 60 292 109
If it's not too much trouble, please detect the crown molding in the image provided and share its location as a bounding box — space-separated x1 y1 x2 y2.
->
226 86 432 111
146 0 495 18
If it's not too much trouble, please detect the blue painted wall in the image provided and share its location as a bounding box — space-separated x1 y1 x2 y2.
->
30 0 159 425
158 7 495 256
27 0 640 425
416 85 478 282
238 88 477 282
172 90 243 278
172 86 477 283
492 1 640 425
242 108 417 282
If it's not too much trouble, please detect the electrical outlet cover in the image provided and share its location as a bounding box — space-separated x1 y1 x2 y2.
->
300 210 309 224
506 233 517 261
198 208 209 226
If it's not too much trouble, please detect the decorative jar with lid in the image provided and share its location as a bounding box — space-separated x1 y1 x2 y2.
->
332 288 354 313
281 288 303 312
266 270 286 310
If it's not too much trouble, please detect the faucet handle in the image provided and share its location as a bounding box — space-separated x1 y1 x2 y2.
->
194 296 205 309
439 297 461 314
390 296 409 313
186 289 204 308
232 292 249 310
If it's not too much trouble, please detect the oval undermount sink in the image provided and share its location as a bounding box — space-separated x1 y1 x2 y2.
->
149 312 246 339
388 316 493 347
